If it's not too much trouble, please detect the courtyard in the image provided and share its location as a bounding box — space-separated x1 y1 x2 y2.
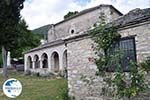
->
0 70 68 100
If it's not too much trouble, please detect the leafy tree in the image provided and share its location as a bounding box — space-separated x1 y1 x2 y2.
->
64 11 78 19
0 19 41 67
0 0 25 78
11 19 41 58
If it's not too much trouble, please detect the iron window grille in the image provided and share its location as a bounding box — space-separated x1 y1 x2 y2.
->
106 36 137 72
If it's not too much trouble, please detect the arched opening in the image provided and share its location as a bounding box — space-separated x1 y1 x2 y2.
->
63 50 67 68
51 52 59 72
34 55 40 68
41 53 48 68
27 56 32 69
63 50 68 78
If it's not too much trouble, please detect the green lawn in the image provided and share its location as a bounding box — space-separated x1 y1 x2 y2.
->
0 70 68 100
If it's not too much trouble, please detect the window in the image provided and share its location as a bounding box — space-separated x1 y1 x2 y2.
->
71 29 75 34
107 36 136 72
69 25 76 34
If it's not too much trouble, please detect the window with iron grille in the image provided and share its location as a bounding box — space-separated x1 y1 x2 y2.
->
106 36 136 72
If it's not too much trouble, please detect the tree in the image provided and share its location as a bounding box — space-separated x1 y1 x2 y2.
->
0 19 41 67
11 19 41 58
0 0 25 78
64 11 78 19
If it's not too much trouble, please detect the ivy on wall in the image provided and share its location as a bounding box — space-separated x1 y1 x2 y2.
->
89 14 121 73
88 14 150 99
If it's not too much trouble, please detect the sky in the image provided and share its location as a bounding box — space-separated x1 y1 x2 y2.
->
21 0 150 30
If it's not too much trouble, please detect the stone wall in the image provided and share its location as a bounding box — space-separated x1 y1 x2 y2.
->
119 21 150 62
67 21 150 100
67 37 104 100
48 6 121 42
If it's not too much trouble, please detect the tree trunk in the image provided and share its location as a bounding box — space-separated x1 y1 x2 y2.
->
2 46 8 79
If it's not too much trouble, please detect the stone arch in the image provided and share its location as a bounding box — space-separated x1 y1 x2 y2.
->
34 55 40 68
41 53 48 68
27 56 32 69
63 50 67 68
63 50 68 78
51 51 59 72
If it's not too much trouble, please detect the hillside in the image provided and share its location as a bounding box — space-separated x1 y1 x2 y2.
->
33 24 52 38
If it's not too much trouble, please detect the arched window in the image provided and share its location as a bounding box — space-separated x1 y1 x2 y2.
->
41 53 48 68
34 55 40 68
63 50 68 78
27 56 32 69
51 52 59 72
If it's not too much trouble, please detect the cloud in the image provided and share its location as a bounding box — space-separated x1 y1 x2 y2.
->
21 0 83 29
21 0 150 30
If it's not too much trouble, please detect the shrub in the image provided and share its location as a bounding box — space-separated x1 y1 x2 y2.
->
140 57 150 72
62 88 71 100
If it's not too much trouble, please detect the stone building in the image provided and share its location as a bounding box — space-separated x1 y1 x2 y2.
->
24 4 150 100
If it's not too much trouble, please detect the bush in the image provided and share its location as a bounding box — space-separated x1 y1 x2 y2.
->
62 88 71 100
140 57 150 72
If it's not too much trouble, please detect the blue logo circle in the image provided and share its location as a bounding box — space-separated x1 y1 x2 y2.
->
3 78 22 98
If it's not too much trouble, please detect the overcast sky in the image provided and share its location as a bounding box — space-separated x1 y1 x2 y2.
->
21 0 150 30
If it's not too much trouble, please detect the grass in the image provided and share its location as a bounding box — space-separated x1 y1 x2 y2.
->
0 70 68 100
